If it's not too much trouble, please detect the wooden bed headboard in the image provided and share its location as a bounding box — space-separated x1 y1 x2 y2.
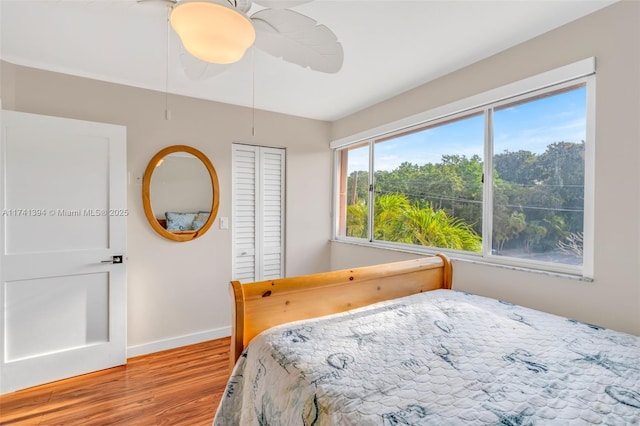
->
229 254 452 367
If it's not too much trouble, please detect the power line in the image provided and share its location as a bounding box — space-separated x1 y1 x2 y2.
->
371 190 584 213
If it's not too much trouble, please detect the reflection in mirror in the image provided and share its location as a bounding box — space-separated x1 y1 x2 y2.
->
142 145 220 242
150 152 212 230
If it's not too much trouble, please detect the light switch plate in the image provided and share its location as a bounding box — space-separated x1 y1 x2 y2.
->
220 217 229 230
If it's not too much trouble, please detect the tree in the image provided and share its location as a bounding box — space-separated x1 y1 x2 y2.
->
491 142 584 254
493 211 526 252
345 141 584 257
346 170 369 205
557 232 583 257
494 149 540 184
349 193 481 251
402 204 481 251
346 202 367 238
373 193 408 241
523 221 547 252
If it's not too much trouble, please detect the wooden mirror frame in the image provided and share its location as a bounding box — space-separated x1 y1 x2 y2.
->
142 145 220 242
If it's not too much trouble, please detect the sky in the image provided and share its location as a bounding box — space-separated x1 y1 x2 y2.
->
348 86 587 172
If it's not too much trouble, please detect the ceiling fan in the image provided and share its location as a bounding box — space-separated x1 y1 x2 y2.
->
162 0 344 80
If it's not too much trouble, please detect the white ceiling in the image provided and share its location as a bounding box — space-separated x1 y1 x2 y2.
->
0 0 616 121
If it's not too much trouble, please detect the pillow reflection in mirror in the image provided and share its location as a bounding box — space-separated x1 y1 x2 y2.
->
193 211 210 231
166 211 197 231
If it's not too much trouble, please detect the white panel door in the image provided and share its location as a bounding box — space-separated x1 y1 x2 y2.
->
0 110 127 394
232 144 285 283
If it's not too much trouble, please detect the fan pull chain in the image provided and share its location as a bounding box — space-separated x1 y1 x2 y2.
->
252 46 256 137
165 5 172 120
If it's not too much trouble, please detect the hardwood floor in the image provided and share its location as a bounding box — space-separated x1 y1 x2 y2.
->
0 338 231 426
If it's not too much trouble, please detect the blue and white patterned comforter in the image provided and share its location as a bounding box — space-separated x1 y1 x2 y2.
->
214 290 640 425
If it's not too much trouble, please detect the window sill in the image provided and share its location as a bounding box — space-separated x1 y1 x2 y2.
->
330 238 593 282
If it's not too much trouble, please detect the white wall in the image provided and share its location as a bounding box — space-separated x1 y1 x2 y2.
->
0 63 332 354
330 1 640 336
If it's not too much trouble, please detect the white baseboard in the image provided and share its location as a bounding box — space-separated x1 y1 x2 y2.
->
126 326 231 359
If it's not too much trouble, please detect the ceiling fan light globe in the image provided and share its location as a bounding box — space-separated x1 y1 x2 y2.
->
170 1 256 64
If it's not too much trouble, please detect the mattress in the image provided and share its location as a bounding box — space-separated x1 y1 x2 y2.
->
214 289 640 425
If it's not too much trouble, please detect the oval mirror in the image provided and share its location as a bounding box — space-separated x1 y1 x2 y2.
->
142 145 220 242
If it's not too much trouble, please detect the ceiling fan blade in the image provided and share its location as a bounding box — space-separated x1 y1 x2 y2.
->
252 0 312 9
251 9 343 73
179 45 230 80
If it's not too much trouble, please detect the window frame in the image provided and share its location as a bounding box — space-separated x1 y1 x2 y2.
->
332 59 595 278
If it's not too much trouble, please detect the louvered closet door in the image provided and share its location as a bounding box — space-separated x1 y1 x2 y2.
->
233 146 258 282
232 144 285 283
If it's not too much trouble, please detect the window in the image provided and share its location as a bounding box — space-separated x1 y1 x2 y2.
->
491 86 586 266
333 61 594 276
337 142 369 239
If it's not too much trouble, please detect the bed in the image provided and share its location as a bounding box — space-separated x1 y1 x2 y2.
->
214 255 640 425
